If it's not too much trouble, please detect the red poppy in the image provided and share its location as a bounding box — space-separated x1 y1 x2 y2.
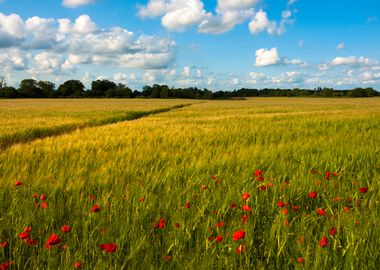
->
174 223 180 228
292 205 300 211
317 208 326 216
242 214 247 224
19 232 29 240
184 202 191 209
282 209 289 215
15 180 23 186
24 227 32 232
215 235 223 243
358 187 368 193
26 239 37 246
61 225 71 233
201 185 207 190
297 257 304 263
211 175 216 179
138 197 145 203
89 195 95 200
216 222 225 227
153 218 165 229
242 205 251 212
230 203 237 209
99 243 117 253
41 201 48 209
32 193 38 198
0 261 13 270
260 185 267 191
45 234 61 248
74 261 82 269
309 192 317 199
40 194 47 200
324 172 331 180
235 244 246 254
163 255 172 261
319 236 328 247
277 201 286 208
242 192 250 201
232 230 245 241
217 179 222 184
92 204 100 212
0 241 8 248
257 176 263 181
254 170 262 177
333 172 339 177
329 227 337 236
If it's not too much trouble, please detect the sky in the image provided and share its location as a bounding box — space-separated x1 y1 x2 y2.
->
0 0 379 90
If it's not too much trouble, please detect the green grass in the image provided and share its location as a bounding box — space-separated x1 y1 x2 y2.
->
0 98 379 269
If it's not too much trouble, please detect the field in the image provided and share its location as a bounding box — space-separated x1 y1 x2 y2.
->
0 98 379 269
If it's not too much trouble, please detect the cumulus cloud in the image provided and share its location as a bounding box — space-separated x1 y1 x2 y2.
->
249 9 293 35
62 0 96 8
337 43 345 50
0 13 27 47
331 56 378 66
255 48 280 67
217 0 259 12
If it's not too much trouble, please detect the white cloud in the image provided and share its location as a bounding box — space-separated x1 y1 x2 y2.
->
249 9 293 36
73 15 97 34
255 47 280 67
331 56 378 66
0 13 26 47
138 0 168 18
0 48 29 71
182 66 191 77
288 0 297 5
337 43 345 50
217 0 259 12
63 0 96 8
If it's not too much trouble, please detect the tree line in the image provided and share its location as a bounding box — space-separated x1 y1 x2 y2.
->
0 77 378 99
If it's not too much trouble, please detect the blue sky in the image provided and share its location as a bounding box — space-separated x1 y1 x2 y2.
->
0 0 379 90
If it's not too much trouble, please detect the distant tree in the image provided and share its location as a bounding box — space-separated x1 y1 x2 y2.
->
0 76 5 90
19 79 43 98
0 86 18 98
91 79 117 97
38 81 55 98
57 80 85 97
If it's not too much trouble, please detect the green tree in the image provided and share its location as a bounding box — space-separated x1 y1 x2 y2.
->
57 80 85 97
19 79 42 98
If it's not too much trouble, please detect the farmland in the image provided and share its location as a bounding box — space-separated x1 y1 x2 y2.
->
0 98 379 269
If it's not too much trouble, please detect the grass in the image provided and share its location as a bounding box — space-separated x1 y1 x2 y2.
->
0 98 379 269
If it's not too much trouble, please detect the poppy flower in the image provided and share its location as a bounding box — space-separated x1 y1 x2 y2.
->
254 170 262 177
15 180 23 186
91 204 100 212
0 241 8 248
184 202 191 209
41 201 48 209
297 257 304 263
257 176 263 181
24 227 32 232
201 185 207 190
260 185 267 191
309 192 317 199
242 205 251 212
211 175 216 179
215 235 223 243
61 225 71 233
324 172 331 180
217 179 222 184
319 236 328 247
26 239 37 246
358 187 368 193
216 222 225 227
89 195 95 200
242 214 247 224
333 172 339 177
242 192 250 201
153 218 165 229
0 261 13 270
19 232 29 240
32 193 38 198
282 209 289 215
232 230 245 241
277 201 286 208
99 243 117 253
329 227 337 236
39 194 46 200
45 234 61 248
230 203 237 209
292 206 300 211
163 255 172 261
174 223 181 228
317 208 326 216
74 261 82 269
235 244 246 254
138 197 145 203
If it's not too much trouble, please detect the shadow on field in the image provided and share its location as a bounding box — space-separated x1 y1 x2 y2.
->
0 104 191 150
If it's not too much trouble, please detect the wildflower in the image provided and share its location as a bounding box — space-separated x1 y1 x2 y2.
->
40 194 47 200
329 227 337 236
41 201 48 209
163 255 172 261
292 206 300 211
333 172 339 177
242 214 247 224
74 261 82 269
309 192 317 199
215 235 223 243
230 203 237 209
0 241 8 248
232 230 245 241
242 192 250 201
211 175 216 179
235 244 246 254
24 227 32 232
216 222 225 227
89 195 95 200
324 172 331 180
282 209 289 215
19 232 29 240
99 243 117 253
260 185 267 191
242 205 251 212
297 257 304 263
201 185 207 190
317 208 326 216
343 206 350 212
254 170 262 177
26 239 37 246
45 234 61 248
91 204 100 212
15 180 23 186
277 201 286 208
358 187 368 193
184 202 191 209
174 223 181 228
61 225 71 233
0 261 13 270
32 193 38 198
153 218 165 229
138 197 145 203
319 236 328 247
